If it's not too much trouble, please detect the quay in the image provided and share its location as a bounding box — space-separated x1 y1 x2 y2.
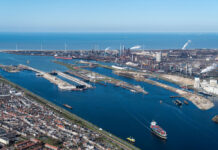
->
18 64 76 90
56 71 92 89
114 70 214 110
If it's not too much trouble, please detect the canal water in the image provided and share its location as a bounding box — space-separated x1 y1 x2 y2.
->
0 52 218 150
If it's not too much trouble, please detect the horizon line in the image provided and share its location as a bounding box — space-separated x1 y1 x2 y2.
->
0 31 218 34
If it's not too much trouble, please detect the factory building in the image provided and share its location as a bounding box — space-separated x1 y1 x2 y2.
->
194 77 200 89
195 78 218 95
156 52 162 62
201 79 218 95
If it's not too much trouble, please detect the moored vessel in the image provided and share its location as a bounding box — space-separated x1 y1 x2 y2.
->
173 99 183 106
54 56 72 60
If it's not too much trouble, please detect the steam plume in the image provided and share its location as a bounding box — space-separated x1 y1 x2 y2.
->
130 45 141 50
201 63 217 73
182 40 191 50
105 47 110 51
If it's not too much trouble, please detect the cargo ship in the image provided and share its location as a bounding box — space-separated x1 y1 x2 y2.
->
63 104 72 109
150 121 167 140
54 56 72 60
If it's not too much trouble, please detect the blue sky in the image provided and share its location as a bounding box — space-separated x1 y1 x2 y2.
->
0 0 218 32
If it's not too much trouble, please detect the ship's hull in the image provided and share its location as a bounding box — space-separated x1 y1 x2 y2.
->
54 57 72 60
63 104 72 109
151 129 167 140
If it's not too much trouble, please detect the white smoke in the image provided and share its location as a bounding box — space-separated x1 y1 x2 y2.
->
201 63 217 73
105 47 110 51
130 45 141 50
182 40 191 50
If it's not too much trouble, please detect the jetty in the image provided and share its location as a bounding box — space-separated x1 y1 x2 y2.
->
18 64 76 90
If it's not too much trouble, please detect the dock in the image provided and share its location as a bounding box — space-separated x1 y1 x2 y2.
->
18 65 76 90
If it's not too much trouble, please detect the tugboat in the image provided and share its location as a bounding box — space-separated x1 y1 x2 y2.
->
150 121 167 140
126 137 135 143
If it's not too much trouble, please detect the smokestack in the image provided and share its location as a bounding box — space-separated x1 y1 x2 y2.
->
120 44 122 56
123 45 125 55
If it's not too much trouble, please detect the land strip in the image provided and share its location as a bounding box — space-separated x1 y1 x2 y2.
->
0 76 140 150
54 61 148 94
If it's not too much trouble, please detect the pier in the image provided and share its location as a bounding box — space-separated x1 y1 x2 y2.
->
18 65 76 90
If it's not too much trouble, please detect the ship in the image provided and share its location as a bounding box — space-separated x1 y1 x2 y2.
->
49 71 57 76
130 89 136 93
54 56 72 60
111 65 126 70
63 104 72 109
180 85 191 90
184 100 189 105
170 95 181 98
126 137 135 143
36 73 43 77
150 121 167 140
173 99 183 106
198 91 212 97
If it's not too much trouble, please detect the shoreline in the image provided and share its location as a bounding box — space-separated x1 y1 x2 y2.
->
0 76 139 150
114 70 214 110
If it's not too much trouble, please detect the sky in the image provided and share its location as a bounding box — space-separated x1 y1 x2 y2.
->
0 0 218 32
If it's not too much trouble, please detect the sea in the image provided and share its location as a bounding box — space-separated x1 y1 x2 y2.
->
0 32 218 50
0 33 218 150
